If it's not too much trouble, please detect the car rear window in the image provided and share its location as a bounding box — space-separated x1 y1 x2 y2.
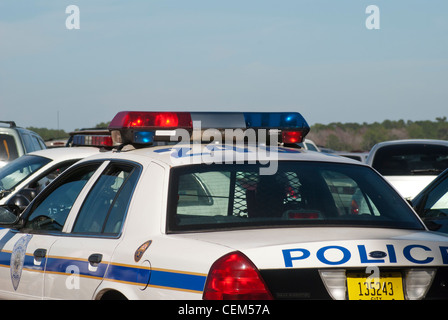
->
371 144 448 176
167 162 424 232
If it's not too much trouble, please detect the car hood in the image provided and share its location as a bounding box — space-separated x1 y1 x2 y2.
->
174 227 448 269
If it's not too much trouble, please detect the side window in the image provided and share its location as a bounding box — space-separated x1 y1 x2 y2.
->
422 178 448 217
0 134 19 161
27 161 78 195
32 135 46 150
21 133 35 152
24 163 102 231
72 163 139 236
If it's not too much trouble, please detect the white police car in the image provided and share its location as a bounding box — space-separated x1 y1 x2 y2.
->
0 111 447 300
0 132 113 211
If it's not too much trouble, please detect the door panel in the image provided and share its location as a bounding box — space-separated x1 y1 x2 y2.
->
0 231 57 299
44 237 120 299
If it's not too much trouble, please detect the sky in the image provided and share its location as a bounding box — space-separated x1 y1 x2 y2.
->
1 0 447 132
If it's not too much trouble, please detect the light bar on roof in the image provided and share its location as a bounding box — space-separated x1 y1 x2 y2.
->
108 111 309 146
244 112 308 129
72 134 113 147
109 111 192 129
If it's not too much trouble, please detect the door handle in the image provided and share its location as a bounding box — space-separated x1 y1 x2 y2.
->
34 248 47 259
88 253 103 265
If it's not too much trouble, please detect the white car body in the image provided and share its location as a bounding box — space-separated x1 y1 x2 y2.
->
0 147 105 206
0 112 447 301
0 145 446 300
367 139 448 199
382 175 436 200
298 138 321 152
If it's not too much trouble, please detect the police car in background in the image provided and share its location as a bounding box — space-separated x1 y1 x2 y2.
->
0 132 113 211
0 111 447 300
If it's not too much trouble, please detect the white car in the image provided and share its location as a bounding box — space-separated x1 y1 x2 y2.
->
0 132 113 209
0 121 46 168
298 138 320 152
335 152 368 163
367 139 448 199
0 112 447 301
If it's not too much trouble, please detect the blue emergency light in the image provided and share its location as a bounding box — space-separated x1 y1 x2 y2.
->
243 112 308 129
108 111 310 146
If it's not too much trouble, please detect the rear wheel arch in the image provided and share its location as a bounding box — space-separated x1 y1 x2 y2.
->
96 289 128 300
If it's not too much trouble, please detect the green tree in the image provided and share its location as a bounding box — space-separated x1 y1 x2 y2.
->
361 126 389 150
27 127 69 141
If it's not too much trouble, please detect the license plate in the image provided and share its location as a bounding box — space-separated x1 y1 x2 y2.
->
347 272 404 300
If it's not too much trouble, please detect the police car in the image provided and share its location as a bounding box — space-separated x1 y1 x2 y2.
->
0 133 113 209
0 111 447 300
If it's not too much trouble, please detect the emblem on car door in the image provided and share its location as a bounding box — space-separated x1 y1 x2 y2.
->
10 234 33 291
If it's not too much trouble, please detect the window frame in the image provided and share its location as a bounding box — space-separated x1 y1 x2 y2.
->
70 161 141 237
19 161 107 235
17 159 141 238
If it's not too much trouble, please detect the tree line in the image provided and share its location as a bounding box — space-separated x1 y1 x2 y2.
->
27 122 110 142
308 117 448 152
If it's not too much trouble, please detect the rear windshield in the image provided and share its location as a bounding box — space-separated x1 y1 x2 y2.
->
372 144 448 176
167 162 424 232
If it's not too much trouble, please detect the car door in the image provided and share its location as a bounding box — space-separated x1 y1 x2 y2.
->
0 161 105 299
0 231 58 299
43 161 141 299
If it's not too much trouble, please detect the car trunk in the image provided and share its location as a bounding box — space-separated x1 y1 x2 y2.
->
176 227 448 299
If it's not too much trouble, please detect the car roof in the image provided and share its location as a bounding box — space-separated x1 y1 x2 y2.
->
26 146 104 162
77 143 367 168
372 139 448 148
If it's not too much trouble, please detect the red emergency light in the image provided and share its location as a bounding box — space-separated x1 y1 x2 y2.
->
109 111 192 129
282 131 303 144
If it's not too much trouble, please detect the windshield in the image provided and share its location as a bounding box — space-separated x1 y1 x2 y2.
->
372 144 448 176
0 155 51 191
167 162 425 232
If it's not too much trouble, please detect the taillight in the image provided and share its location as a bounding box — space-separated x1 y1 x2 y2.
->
202 251 273 300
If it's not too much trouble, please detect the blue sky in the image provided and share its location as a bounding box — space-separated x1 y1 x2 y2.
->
1 1 447 131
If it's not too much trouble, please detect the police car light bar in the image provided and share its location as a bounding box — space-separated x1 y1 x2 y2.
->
72 134 113 147
108 111 309 146
68 129 113 148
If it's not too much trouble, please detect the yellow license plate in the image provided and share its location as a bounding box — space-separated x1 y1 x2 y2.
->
347 272 404 300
